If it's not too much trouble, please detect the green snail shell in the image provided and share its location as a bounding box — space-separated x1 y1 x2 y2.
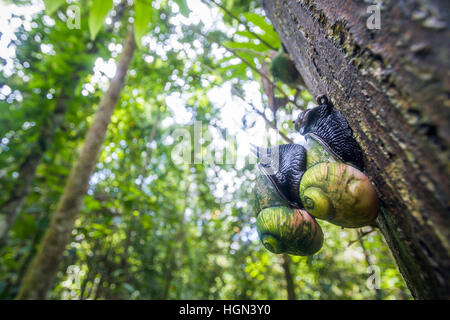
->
256 207 323 256
304 135 337 169
299 162 379 228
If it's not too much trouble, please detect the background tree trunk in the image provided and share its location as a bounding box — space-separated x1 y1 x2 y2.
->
162 181 190 300
281 254 296 300
16 29 136 300
261 0 449 299
358 232 382 300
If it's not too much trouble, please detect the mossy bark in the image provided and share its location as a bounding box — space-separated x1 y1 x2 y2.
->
16 29 136 300
261 0 449 299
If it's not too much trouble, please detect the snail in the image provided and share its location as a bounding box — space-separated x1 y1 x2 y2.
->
298 161 379 228
252 96 379 255
269 45 305 88
294 96 378 228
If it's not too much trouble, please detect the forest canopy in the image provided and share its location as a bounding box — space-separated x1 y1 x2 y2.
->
0 0 412 300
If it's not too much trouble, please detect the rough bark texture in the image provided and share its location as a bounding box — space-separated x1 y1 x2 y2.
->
16 29 136 300
261 0 449 299
0 75 80 246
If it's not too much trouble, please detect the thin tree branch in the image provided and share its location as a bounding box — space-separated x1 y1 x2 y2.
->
347 228 376 247
186 25 304 110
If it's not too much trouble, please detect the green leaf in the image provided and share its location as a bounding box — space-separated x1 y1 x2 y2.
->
134 0 153 49
242 12 281 49
43 0 66 15
89 0 113 40
174 0 189 17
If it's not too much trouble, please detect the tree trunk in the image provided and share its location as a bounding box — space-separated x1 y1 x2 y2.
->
16 29 136 300
162 181 190 300
281 254 296 300
162 210 187 299
0 75 80 246
261 0 449 299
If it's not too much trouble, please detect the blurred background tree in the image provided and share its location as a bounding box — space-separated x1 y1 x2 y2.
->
0 0 410 299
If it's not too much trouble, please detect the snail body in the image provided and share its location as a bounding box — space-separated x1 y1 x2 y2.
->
295 96 364 170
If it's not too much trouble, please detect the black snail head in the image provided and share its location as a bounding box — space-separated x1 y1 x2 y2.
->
252 144 307 208
294 96 364 170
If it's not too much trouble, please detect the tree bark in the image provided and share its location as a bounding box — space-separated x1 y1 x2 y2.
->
161 218 185 300
0 75 80 246
281 254 296 300
16 29 136 300
261 0 449 299
162 180 190 300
